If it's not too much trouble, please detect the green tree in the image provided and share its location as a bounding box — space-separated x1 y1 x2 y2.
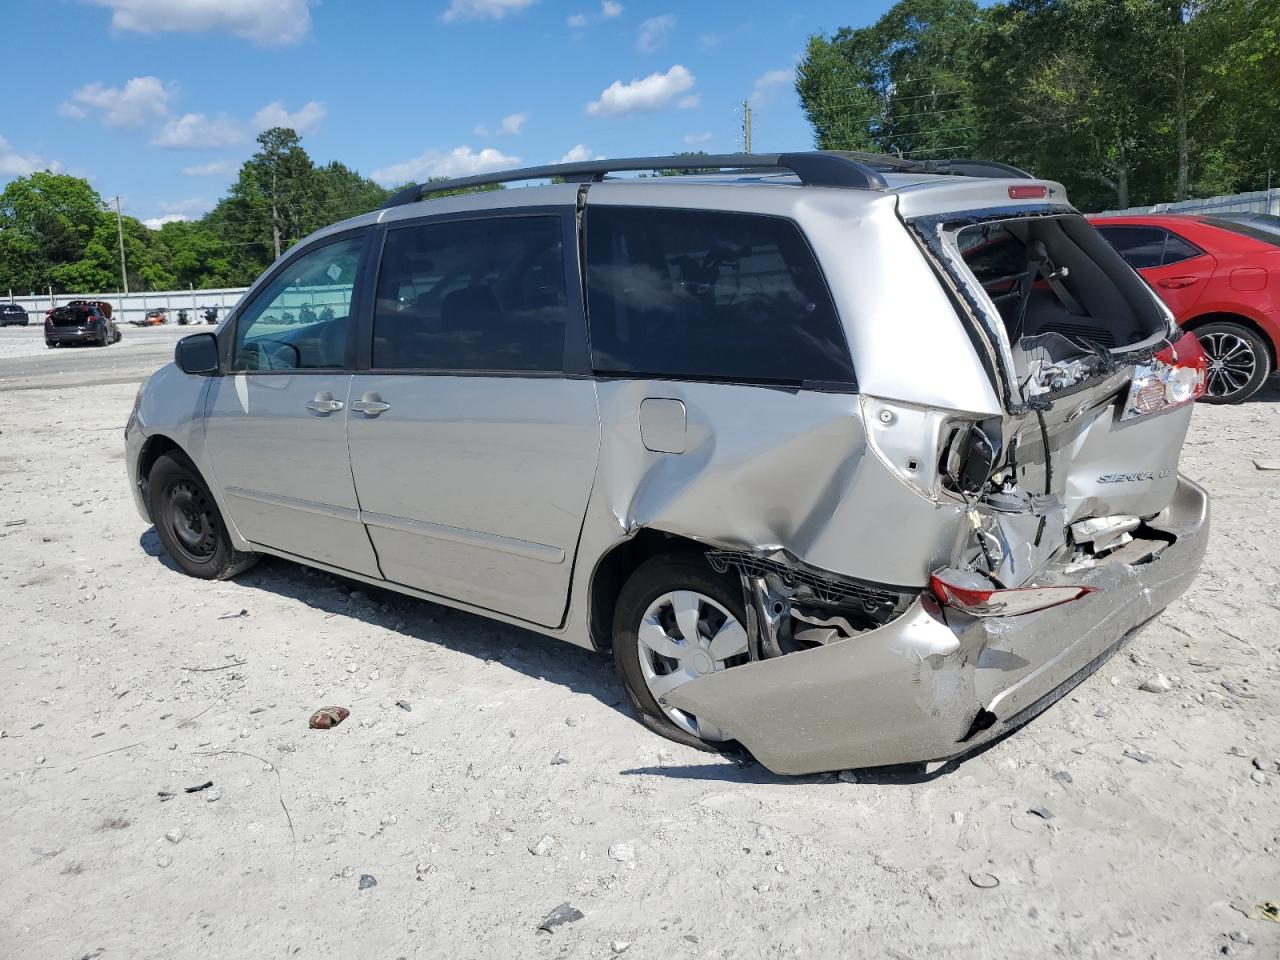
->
798 0 983 157
0 172 105 293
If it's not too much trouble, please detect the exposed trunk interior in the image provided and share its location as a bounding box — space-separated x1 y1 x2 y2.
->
952 213 1171 399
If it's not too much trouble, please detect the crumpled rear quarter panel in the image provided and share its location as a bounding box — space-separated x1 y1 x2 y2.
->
582 380 967 589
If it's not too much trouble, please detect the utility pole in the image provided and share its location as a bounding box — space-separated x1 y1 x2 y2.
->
110 196 129 294
741 100 753 154
270 161 282 260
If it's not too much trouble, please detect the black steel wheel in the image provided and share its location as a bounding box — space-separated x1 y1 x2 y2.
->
147 453 257 579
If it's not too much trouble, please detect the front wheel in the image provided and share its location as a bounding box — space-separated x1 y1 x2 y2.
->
147 453 257 580
612 555 751 751
1195 321 1273 404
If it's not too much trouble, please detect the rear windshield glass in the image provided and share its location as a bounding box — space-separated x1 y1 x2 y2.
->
1202 216 1280 247
585 206 854 386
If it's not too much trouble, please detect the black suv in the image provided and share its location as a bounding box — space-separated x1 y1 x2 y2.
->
45 300 121 347
0 302 28 326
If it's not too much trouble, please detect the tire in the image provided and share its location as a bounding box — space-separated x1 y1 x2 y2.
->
612 554 751 752
1194 321 1273 404
147 453 257 580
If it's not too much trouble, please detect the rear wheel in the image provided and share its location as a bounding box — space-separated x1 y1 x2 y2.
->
612 555 750 751
1195 321 1272 404
147 453 257 580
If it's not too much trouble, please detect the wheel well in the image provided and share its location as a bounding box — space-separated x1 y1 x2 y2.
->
587 529 713 652
1182 313 1278 368
136 434 185 511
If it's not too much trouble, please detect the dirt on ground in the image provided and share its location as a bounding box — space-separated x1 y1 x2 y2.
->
1 364 1277 959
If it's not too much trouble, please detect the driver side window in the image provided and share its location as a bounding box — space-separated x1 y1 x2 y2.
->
232 235 365 371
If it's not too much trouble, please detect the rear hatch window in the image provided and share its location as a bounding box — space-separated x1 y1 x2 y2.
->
1201 215 1280 247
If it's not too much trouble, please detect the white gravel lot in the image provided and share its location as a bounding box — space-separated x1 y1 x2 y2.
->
1 363 1277 959
0 323 190 362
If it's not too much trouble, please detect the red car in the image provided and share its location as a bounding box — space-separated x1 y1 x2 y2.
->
1089 212 1280 403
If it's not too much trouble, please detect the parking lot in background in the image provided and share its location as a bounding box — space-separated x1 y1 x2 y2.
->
1 343 1277 959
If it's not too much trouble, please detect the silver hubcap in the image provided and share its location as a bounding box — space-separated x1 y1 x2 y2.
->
636 590 749 742
1200 331 1257 398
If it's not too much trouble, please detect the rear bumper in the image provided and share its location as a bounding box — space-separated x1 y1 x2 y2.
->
664 475 1210 775
47 329 102 343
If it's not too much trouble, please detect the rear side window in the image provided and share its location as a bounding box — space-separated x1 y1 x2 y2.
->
584 207 854 385
1161 232 1202 264
372 215 569 372
1095 226 1167 269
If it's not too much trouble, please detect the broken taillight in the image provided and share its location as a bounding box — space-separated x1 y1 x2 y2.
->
930 571 1094 617
1121 330 1207 421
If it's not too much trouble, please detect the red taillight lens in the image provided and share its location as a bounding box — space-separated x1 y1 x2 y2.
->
1008 184 1048 199
1122 330 1207 420
930 572 1094 617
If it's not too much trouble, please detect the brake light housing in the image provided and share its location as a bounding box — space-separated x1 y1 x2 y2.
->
1121 330 1207 421
1008 184 1048 200
930 569 1094 617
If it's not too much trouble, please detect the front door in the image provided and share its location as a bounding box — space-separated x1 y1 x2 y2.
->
203 232 381 578
346 211 599 627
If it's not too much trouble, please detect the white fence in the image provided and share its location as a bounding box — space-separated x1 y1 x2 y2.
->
1095 188 1280 218
4 286 249 326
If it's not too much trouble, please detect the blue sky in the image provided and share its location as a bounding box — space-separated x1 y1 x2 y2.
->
0 0 898 228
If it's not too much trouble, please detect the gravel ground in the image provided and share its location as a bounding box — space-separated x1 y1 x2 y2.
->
1 354 1277 960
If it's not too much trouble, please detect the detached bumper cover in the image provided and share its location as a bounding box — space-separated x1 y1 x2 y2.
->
664 475 1209 775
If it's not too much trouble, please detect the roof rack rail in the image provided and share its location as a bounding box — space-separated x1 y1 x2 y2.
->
920 158 1034 179
381 151 891 209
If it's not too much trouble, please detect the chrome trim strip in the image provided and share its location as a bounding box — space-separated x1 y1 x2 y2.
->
224 486 361 523
359 510 566 564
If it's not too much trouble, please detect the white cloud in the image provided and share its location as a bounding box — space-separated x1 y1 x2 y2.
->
151 113 246 149
751 67 793 105
587 64 695 116
473 124 490 137
700 33 721 48
371 146 521 185
252 100 326 135
678 94 700 109
636 14 675 53
559 144 593 164
0 135 58 177
60 76 173 129
442 0 534 22
88 0 313 46
568 2 621 27
160 197 212 215
182 160 232 176
500 112 527 135
143 214 191 229
683 131 712 145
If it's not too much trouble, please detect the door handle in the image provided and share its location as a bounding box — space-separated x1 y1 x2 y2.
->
306 394 344 414
351 394 391 417
1157 276 1199 289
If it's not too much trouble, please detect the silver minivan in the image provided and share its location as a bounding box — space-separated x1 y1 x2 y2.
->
126 152 1209 774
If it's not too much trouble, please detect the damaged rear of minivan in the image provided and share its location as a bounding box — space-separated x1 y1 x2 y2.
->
630 177 1210 774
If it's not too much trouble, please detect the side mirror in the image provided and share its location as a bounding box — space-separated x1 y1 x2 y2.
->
176 332 219 375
